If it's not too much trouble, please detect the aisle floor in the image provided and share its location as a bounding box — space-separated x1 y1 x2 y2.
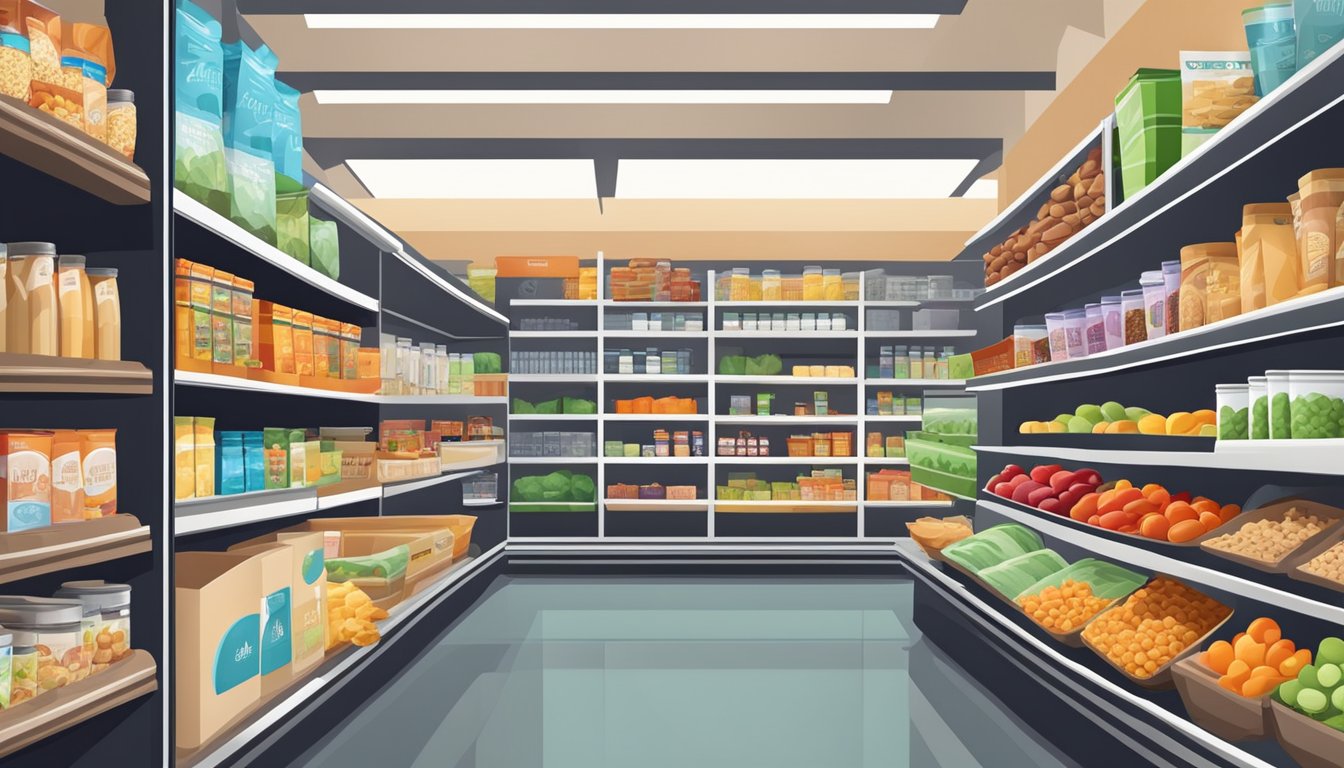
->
296 577 1076 768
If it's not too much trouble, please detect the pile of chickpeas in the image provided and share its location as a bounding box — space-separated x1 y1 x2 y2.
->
1302 540 1344 585
1203 507 1334 564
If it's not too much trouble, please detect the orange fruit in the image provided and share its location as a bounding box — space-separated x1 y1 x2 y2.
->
1203 640 1235 674
1265 639 1296 669
1234 635 1267 668
1143 486 1171 507
1100 488 1143 515
1139 513 1171 540
1247 617 1281 645
1199 511 1224 531
1164 502 1198 524
1168 518 1206 543
1280 649 1312 677
1109 420 1139 434
1219 504 1241 522
1092 421 1110 434
1167 412 1197 435
1192 409 1217 425
1241 675 1288 698
1192 499 1221 516
1138 414 1168 435
1071 493 1098 521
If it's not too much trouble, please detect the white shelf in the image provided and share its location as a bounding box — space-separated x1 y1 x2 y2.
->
381 394 508 405
173 191 379 313
605 500 710 512
715 415 859 424
716 331 858 339
715 300 860 307
508 413 598 421
714 456 860 465
865 378 965 387
510 299 597 307
863 415 923 422
860 300 920 308
175 491 316 536
975 441 1344 476
602 413 707 421
713 500 858 508
864 330 977 338
717 375 857 385
509 374 598 383
461 498 501 507
862 457 911 466
979 499 1344 625
382 469 484 498
602 456 709 464
508 457 599 464
509 330 598 338
603 300 707 308
864 499 952 507
174 370 382 402
316 485 383 511
603 330 706 338
603 374 709 383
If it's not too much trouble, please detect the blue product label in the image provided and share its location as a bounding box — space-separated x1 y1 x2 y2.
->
301 548 324 585
0 32 30 53
9 501 51 532
175 0 224 122
212 613 260 694
223 41 276 156
259 587 293 675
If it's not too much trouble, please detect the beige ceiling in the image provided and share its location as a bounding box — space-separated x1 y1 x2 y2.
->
242 1 1147 267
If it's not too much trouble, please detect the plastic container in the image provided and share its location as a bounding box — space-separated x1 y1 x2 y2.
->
1012 324 1048 368
8 627 36 706
1171 655 1272 742
1083 304 1107 355
1100 295 1124 350
105 89 137 162
1242 4 1297 97
1248 376 1269 440
1266 369 1292 439
1215 383 1250 440
1061 309 1088 359
0 598 86 694
1044 312 1069 361
1287 370 1344 439
907 434 977 499
0 24 33 101
55 580 132 673
1140 270 1167 340
1121 290 1147 346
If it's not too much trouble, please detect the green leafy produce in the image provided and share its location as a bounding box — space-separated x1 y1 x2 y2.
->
512 398 536 414
563 397 596 414
1251 395 1269 440
513 476 543 501
473 353 502 374
979 549 1069 599
535 399 560 414
1015 558 1147 602
1271 392 1291 438
541 471 573 493
1290 392 1344 439
718 355 747 375
942 524 1043 573
571 474 596 502
1218 405 1249 440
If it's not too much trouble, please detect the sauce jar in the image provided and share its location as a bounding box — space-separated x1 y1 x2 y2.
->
55 580 131 674
0 598 86 694
87 267 121 361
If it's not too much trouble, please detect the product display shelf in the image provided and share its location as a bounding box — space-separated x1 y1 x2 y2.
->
716 456 861 465
381 469 488 499
509 374 600 383
862 457 912 466
0 94 151 205
174 369 382 402
863 415 924 423
865 330 978 338
968 286 1344 391
897 540 1276 768
509 413 599 421
978 498 1344 626
461 498 501 508
509 299 599 307
603 300 708 308
717 331 859 339
866 378 966 387
714 500 859 514
605 500 711 513
603 374 709 383
716 300 861 308
602 330 705 338
380 394 509 406
172 191 379 313
509 330 600 338
864 500 954 508
0 517 153 586
0 353 153 395
715 415 859 425
0 650 159 760
603 413 706 421
510 457 600 464
975 442 1344 476
176 547 503 768
603 456 710 464
721 375 858 385
973 40 1344 313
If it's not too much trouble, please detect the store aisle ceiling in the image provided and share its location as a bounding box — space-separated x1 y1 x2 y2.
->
238 0 1136 265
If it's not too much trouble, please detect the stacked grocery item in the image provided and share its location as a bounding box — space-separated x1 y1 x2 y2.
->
3 242 121 361
904 515 974 555
606 483 699 501
511 471 597 509
514 396 598 414
985 462 1241 543
513 431 597 458
602 347 694 375
864 272 979 302
1081 576 1232 685
726 391 843 417
565 267 597 301
608 259 700 302
722 311 848 333
511 349 597 376
0 429 117 529
605 429 705 458
1217 369 1344 441
606 310 703 332
0 3 136 160
717 353 856 379
384 335 503 396
0 581 133 707
462 472 497 503
609 395 696 415
714 266 858 302
174 0 337 271
717 471 857 502
865 469 950 503
714 430 852 458
865 433 906 458
866 392 923 416
869 346 957 380
1018 401 1217 437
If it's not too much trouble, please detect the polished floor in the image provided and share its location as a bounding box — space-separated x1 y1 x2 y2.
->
296 577 1076 768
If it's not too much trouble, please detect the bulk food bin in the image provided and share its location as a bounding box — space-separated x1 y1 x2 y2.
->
1171 655 1273 741
1287 370 1344 439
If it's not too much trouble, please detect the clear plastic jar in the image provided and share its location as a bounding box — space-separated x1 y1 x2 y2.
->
1140 270 1167 340
1215 383 1250 440
1121 290 1147 346
0 24 33 101
1012 324 1047 368
1266 369 1291 439
1044 312 1069 361
88 267 121 361
1062 308 1088 359
1287 370 1344 439
1161 260 1181 335
1248 376 1269 440
55 580 132 674
8 628 37 707
1083 303 1107 355
0 598 86 693
105 89 136 162
1101 295 1124 350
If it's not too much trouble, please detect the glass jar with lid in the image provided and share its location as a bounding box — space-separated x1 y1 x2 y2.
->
0 597 86 692
6 242 58 356
105 89 137 161
54 580 131 674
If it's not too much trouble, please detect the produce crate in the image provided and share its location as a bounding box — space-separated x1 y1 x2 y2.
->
1012 559 1148 648
906 434 977 499
1171 656 1272 742
1269 700 1344 768
1198 497 1344 574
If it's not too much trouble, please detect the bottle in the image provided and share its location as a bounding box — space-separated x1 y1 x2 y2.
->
57 255 93 358
87 268 120 361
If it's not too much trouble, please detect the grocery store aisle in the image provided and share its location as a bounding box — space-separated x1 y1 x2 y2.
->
293 577 1076 768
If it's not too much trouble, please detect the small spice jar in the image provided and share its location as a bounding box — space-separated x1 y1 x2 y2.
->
1083 304 1107 355
105 89 136 161
1140 270 1167 340
1044 312 1069 361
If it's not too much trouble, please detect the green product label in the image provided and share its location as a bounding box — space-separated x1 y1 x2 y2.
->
259 588 293 675
212 613 260 695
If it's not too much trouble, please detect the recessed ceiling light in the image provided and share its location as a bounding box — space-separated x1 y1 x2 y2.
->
615 159 979 199
313 90 893 105
348 159 598 199
304 14 939 30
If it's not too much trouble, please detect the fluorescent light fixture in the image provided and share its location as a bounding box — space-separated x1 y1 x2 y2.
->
305 14 939 30
314 90 893 105
615 159 979 199
348 159 598 199
963 178 999 199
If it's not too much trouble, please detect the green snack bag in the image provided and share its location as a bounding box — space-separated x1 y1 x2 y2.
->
222 41 278 244
512 398 536 414
325 544 410 582
310 218 340 279
276 191 311 265
262 427 290 489
1115 68 1181 198
472 352 502 374
174 0 229 215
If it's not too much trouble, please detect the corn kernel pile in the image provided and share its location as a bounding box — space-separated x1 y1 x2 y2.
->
326 581 387 650
1017 579 1111 634
1082 576 1230 680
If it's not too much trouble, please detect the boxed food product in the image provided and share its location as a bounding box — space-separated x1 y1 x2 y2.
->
1115 68 1181 198
0 431 52 532
50 430 83 524
175 551 262 750
1179 51 1257 156
1242 203 1298 306
222 544 291 696
1297 169 1344 287
1242 3 1297 96
79 428 116 517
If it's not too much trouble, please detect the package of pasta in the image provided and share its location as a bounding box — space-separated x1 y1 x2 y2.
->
1179 51 1257 156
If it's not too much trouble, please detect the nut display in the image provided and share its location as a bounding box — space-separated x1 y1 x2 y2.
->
1202 506 1335 564
1301 541 1344 585
1017 578 1111 634
1082 576 1230 680
982 148 1106 287
326 581 386 649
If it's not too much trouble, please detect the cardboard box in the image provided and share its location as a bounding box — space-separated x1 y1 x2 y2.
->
228 532 328 677
495 255 579 278
225 544 294 696
175 552 262 750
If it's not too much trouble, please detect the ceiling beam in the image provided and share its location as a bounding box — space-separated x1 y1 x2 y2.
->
283 71 1053 92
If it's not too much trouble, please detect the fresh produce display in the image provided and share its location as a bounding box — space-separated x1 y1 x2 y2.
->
1082 576 1232 681
1300 541 1344 588
986 463 1242 543
981 147 1106 287
905 515 973 555
1201 505 1337 567
1274 636 1344 732
511 471 597 503
1200 617 1311 698
325 580 385 650
512 397 597 415
1018 401 1216 437
1291 391 1344 439
940 524 1044 573
979 549 1069 599
1015 559 1150 635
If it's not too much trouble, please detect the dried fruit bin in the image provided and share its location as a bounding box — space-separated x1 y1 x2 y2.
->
1171 656 1272 742
1269 700 1344 768
1197 498 1344 574
1012 559 1148 648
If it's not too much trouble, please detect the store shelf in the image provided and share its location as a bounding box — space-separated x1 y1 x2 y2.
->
173 191 380 312
863 415 924 422
973 40 1344 311
382 469 485 498
864 330 978 338
866 378 966 387
0 353 152 395
862 457 911 466
316 482 384 511
461 498 501 508
715 300 860 307
978 498 1344 625
506 330 598 338
603 330 706 338
509 457 599 464
716 331 859 339
174 370 380 402
175 487 316 536
380 394 508 406
603 300 708 308
714 501 858 513
967 286 1344 391
0 516 151 586
861 300 921 308
508 413 598 421
717 375 857 385
0 649 158 760
715 415 859 424
178 547 501 768
602 456 709 464
603 374 709 383
509 299 598 307
0 94 151 205
715 456 860 465
602 413 706 421
864 499 953 508
509 374 599 383
975 440 1344 476
605 500 710 513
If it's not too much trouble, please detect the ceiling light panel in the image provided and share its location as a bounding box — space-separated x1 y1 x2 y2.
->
348 159 598 199
304 13 939 29
313 90 893 105
615 159 978 199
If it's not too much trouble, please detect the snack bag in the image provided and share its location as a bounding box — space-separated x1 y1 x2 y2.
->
222 41 277 244
174 0 228 214
1179 51 1257 156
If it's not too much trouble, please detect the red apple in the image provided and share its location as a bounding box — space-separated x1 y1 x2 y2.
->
985 472 1005 491
1009 473 1032 488
1074 468 1102 486
1038 498 1062 514
1057 490 1081 510
1027 486 1057 507
1049 470 1078 495
1012 481 1046 504
993 482 1014 497
1001 464 1025 479
1068 482 1095 496
1030 464 1063 484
